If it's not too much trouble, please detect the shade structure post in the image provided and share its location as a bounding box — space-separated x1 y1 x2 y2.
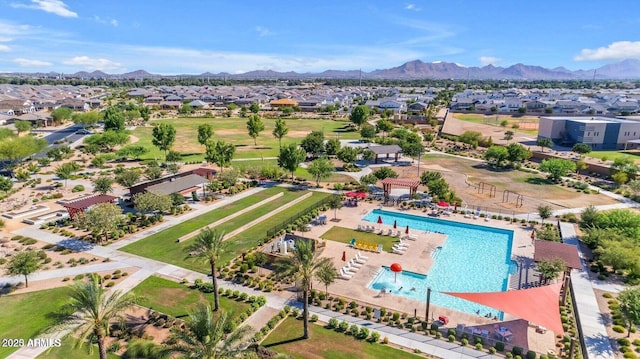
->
425 287 431 324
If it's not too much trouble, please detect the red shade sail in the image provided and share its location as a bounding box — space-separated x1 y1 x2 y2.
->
390 263 402 272
442 282 564 334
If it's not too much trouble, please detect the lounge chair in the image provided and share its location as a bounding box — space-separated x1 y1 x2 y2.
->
407 234 418 240
394 241 409 248
386 229 393 236
354 255 367 264
349 259 363 268
349 238 356 247
395 231 402 237
340 268 353 279
343 265 357 274
392 244 408 252
357 251 369 260
392 248 406 255
376 244 383 253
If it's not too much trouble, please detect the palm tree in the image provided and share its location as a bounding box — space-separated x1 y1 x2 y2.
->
53 273 137 359
276 239 331 339
167 304 249 359
185 227 226 311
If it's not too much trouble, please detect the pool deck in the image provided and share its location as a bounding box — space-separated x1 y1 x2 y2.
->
302 201 557 354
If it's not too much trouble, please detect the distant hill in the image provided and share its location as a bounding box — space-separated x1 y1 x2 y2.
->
7 59 640 80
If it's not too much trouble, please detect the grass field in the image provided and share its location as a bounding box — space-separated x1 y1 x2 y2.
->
220 191 333 264
38 337 120 359
261 317 421 359
122 187 306 271
452 113 539 135
320 226 401 252
130 117 360 161
232 159 353 183
0 287 71 358
589 150 640 163
130 275 250 319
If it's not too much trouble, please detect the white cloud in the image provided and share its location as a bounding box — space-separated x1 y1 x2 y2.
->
62 56 122 71
255 26 273 37
93 16 118 27
479 56 501 66
13 58 52 67
405 3 421 11
11 0 77 17
0 37 11 42
574 41 640 61
0 44 10 52
0 21 34 36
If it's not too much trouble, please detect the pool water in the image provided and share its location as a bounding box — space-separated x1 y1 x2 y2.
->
364 209 514 318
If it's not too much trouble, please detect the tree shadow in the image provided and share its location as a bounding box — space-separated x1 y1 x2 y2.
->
263 336 306 348
524 177 551 185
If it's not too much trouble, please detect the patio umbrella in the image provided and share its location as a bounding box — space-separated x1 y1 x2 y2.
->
393 220 397 229
377 216 383 224
390 263 402 283
356 192 368 199
345 191 357 198
405 225 410 234
342 250 346 262
437 200 449 208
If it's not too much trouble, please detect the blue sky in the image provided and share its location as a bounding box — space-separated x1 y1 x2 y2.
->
1 0 639 75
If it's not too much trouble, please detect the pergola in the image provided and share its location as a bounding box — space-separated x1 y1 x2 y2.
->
380 178 420 200
367 145 403 164
61 194 119 219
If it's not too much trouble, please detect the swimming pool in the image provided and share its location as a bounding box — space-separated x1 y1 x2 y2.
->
364 209 514 317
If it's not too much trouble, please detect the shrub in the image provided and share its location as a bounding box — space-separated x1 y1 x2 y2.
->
475 343 483 351
382 336 389 344
526 350 537 359
369 331 381 343
357 327 369 340
602 292 613 298
505 353 513 359
495 341 505 352
328 318 338 329
489 347 497 354
310 314 318 322
105 281 115 287
619 338 631 346
338 321 349 332
461 338 468 346
512 346 523 356
448 334 455 342
291 308 300 318
613 325 626 333
74 274 84 280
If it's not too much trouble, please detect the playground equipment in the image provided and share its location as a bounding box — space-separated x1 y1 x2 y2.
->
502 190 524 208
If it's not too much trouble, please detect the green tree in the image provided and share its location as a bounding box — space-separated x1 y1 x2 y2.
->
272 118 289 148
618 287 640 337
537 205 553 224
14 120 31 135
425 178 450 199
500 120 508 128
185 228 226 312
0 136 47 168
152 123 177 158
316 261 337 297
307 158 334 187
205 140 235 172
506 143 531 163
246 114 265 146
575 159 588 173
92 176 114 195
102 107 125 132
328 194 343 220
459 131 482 148
72 111 102 130
145 164 164 180
537 258 565 285
134 192 173 214
359 174 378 187
362 149 376 163
0 176 13 192
276 239 332 339
76 202 123 243
165 150 182 163
52 273 137 359
503 130 514 142
249 102 260 113
6 250 41 288
278 143 306 180
485 146 509 166
539 158 576 182
572 143 592 156
167 305 249 358
360 124 377 141
536 138 553 152
84 131 130 152
613 171 629 187
51 107 73 125
115 144 148 160
372 167 398 180
376 119 394 138
336 146 359 165
197 123 214 147
349 105 370 128
580 205 599 228
55 162 81 187
324 138 341 156
300 131 324 158
115 169 140 187
611 156 639 179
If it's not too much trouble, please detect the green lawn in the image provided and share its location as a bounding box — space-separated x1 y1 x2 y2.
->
589 150 640 163
320 226 401 252
220 191 332 264
130 117 360 161
262 317 421 359
0 287 72 358
130 275 250 319
122 187 309 271
38 337 120 359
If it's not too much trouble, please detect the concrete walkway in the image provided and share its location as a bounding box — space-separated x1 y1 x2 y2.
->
560 222 615 359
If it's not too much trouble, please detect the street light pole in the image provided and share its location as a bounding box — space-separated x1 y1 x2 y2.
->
417 148 422 178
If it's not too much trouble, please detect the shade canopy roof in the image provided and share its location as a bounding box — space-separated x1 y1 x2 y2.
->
534 240 582 270
443 282 564 334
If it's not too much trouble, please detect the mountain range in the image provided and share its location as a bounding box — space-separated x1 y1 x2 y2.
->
6 59 640 80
